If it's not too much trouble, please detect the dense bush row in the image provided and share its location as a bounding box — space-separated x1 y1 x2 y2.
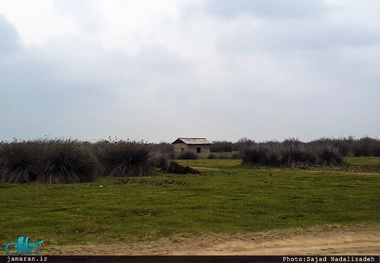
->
1 136 379 183
0 140 96 184
213 136 380 157
242 145 342 167
0 139 202 184
0 139 155 184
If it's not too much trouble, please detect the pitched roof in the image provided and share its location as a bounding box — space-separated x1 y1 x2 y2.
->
172 138 213 145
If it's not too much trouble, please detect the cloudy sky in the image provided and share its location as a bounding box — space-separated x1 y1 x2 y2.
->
1 0 379 143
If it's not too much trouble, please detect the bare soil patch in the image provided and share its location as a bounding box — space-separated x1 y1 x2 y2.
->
44 224 380 255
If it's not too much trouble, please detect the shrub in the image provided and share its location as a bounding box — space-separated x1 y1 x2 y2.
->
317 147 343 166
151 142 174 157
211 141 233 152
267 148 281 166
177 151 198 160
241 147 270 166
331 137 353 156
282 138 302 147
242 145 320 168
166 161 199 174
0 142 39 183
233 138 255 151
37 140 95 184
98 141 151 177
149 152 169 170
369 140 380 157
348 137 380 157
280 146 317 168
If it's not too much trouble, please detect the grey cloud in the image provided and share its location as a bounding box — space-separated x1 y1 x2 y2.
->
0 14 21 54
132 46 193 75
0 20 196 141
203 0 326 19
216 19 380 56
211 2 380 119
106 45 193 83
1 3 380 143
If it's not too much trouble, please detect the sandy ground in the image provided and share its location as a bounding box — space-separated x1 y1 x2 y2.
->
44 224 380 255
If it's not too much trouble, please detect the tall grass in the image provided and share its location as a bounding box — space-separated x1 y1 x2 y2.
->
280 146 316 168
97 141 151 177
317 146 343 166
0 140 95 184
37 140 96 184
151 142 175 159
213 136 380 157
211 141 233 152
1 136 378 183
242 144 343 168
242 147 271 166
0 142 39 183
149 152 169 170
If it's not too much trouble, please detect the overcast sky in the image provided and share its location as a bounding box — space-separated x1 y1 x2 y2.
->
1 0 379 143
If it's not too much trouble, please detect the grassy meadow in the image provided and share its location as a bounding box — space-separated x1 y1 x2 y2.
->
1 157 379 252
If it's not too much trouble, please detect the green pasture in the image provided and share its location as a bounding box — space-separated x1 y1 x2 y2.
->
0 158 379 252
344 156 380 166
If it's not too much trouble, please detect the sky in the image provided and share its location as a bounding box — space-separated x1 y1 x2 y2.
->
1 0 379 143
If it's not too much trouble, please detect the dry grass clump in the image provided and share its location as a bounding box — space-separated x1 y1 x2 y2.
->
97 141 151 177
0 141 40 183
317 146 343 166
242 144 343 168
37 140 95 184
149 152 169 171
213 136 380 158
0 140 95 184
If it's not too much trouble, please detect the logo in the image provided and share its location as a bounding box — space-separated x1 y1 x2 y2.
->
5 237 44 255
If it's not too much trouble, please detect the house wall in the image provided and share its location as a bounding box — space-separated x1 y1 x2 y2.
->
173 143 188 153
173 143 211 158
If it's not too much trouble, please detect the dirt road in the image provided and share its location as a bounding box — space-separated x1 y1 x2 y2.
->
46 224 379 255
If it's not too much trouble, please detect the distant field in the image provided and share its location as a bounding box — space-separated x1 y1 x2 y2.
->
343 156 380 166
0 158 379 253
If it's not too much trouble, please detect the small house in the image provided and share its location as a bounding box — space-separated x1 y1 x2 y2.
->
172 138 213 158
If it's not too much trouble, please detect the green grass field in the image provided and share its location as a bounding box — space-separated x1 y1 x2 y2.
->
0 158 379 252
344 156 380 166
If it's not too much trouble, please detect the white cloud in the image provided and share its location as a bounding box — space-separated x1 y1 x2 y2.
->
0 1 78 46
53 0 105 34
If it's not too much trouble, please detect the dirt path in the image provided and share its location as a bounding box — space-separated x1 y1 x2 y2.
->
45 225 380 255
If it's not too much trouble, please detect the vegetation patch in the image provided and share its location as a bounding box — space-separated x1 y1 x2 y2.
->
37 141 95 184
242 145 343 168
1 158 378 249
0 142 39 183
97 141 151 177
115 177 188 186
0 140 95 184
